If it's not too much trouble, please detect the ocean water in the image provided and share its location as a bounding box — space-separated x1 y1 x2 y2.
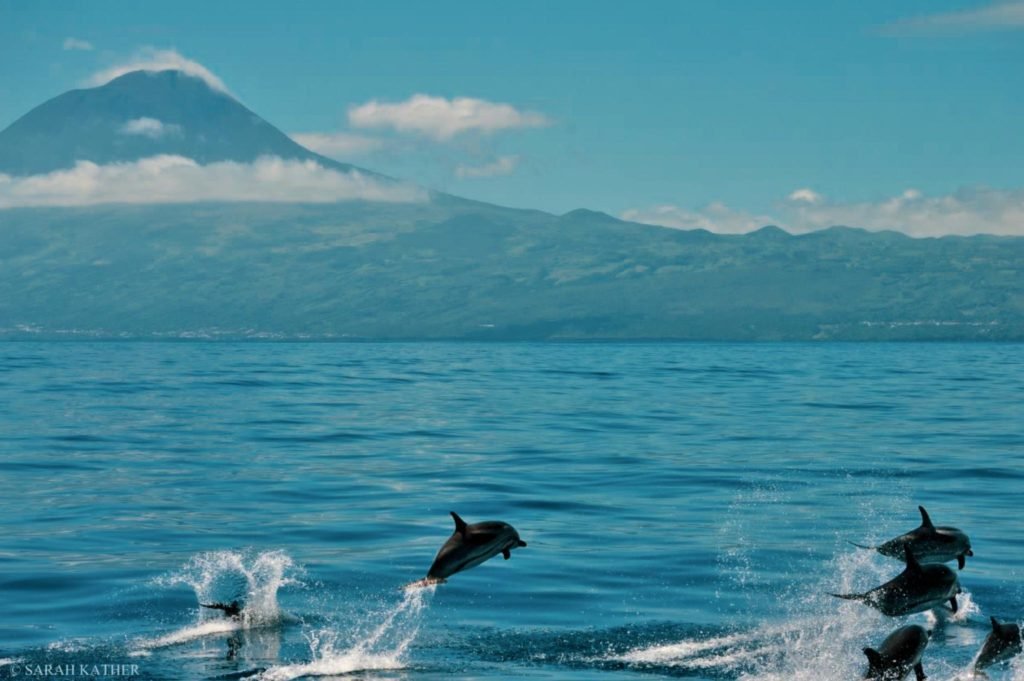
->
0 341 1021 681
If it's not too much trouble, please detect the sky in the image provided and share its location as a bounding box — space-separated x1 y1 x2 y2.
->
1 0 1023 235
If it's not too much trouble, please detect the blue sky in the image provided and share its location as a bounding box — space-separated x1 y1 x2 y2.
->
2 0 1023 235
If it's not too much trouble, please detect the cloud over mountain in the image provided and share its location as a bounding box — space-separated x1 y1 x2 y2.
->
290 132 384 158
624 186 1024 237
87 48 230 93
0 156 426 208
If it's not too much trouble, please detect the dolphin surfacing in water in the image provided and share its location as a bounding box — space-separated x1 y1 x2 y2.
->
407 512 527 588
832 546 960 616
851 506 973 570
863 624 931 681
200 600 242 619
974 617 1023 673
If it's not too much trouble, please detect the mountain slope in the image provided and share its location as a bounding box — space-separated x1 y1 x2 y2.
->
1 202 1021 340
0 70 1022 340
0 70 361 176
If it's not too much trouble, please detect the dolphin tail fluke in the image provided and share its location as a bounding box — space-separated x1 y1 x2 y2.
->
402 577 446 590
831 592 866 603
914 661 927 681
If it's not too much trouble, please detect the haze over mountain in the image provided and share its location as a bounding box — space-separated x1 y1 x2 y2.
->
1 70 1022 340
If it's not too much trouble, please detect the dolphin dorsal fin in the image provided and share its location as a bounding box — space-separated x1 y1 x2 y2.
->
918 506 935 530
992 616 1001 631
863 648 882 671
450 511 468 535
905 545 923 573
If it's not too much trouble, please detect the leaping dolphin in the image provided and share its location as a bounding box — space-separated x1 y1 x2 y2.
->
407 512 527 588
863 624 931 681
974 617 1023 673
851 506 973 569
832 546 960 616
200 600 242 619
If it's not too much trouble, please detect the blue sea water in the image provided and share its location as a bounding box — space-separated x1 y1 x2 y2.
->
0 341 1021 681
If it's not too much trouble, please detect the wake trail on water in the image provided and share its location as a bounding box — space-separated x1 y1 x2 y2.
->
258 583 435 680
607 545 992 680
133 550 300 653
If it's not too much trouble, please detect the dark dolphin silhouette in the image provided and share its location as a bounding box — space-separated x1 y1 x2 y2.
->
851 506 972 569
200 600 242 618
974 617 1022 673
832 546 960 616
407 512 526 588
863 624 930 681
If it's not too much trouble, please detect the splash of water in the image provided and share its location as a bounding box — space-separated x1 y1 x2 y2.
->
259 583 435 681
610 546 972 680
136 549 300 650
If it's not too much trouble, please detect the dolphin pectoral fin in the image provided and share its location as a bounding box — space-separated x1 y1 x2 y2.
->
450 512 468 536
958 553 966 570
502 549 510 560
919 506 935 530
914 662 927 681
949 596 959 613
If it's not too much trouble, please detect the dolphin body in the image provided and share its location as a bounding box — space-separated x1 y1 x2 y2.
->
974 617 1023 672
833 546 961 616
863 624 931 681
200 600 242 618
852 506 973 570
408 512 527 588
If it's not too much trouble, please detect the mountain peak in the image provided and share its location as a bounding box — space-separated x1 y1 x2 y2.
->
0 70 355 176
101 69 227 95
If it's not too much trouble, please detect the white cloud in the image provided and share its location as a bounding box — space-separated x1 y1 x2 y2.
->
787 188 823 204
882 1 1024 35
0 156 427 208
348 94 550 140
87 48 229 93
623 186 1024 237
290 132 384 158
455 155 520 179
622 202 777 235
63 38 94 51
119 117 182 139
783 187 1024 237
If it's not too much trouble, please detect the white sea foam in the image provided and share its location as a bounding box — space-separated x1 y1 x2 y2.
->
259 583 434 680
136 549 300 651
611 546 988 680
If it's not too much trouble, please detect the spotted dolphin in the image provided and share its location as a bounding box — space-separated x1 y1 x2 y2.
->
407 512 527 588
974 617 1022 673
851 506 972 569
832 545 961 616
863 624 930 681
